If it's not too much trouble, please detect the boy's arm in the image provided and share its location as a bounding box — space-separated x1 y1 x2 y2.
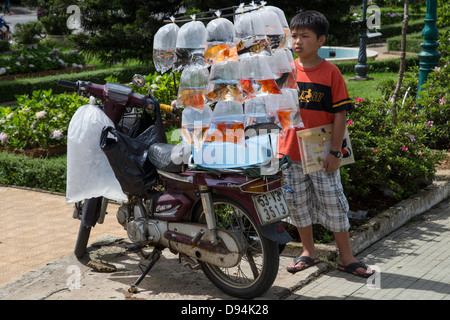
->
323 110 346 173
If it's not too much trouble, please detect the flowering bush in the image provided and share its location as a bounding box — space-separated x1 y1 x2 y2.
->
342 97 444 206
0 90 88 151
377 30 449 150
0 45 85 76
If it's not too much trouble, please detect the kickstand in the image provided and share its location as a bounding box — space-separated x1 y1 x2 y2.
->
128 247 162 293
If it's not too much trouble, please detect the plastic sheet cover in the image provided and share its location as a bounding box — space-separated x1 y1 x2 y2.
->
66 103 127 203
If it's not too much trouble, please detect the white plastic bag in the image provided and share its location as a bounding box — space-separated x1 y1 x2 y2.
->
66 103 127 203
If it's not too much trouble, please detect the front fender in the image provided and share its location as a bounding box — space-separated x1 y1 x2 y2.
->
259 221 292 244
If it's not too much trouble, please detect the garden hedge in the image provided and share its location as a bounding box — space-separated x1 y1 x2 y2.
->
0 152 66 193
333 55 419 74
0 63 155 103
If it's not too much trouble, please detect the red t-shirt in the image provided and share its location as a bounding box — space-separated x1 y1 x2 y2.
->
278 59 352 161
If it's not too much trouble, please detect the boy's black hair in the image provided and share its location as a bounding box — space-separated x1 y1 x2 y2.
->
290 10 329 38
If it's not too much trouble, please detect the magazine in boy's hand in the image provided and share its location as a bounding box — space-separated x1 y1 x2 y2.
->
296 124 355 174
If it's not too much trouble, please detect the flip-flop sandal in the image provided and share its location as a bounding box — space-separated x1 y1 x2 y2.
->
337 261 374 278
286 256 320 274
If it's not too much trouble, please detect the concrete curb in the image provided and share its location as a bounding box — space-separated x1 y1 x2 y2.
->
282 178 450 261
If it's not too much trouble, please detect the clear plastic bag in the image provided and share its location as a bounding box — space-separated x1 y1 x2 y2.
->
234 11 271 57
66 103 127 203
206 61 242 102
257 7 285 51
153 18 179 73
181 105 212 150
174 16 207 70
176 64 209 110
204 101 245 145
205 12 238 65
265 5 291 49
244 96 269 127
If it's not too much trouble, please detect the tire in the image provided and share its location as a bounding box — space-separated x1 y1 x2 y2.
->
193 195 279 299
74 197 102 258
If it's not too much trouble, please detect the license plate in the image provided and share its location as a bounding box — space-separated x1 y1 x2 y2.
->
252 189 289 225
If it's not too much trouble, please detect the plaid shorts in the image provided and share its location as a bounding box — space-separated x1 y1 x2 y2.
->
283 161 350 232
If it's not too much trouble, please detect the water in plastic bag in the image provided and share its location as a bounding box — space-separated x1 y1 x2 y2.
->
176 64 209 110
205 12 238 65
174 16 207 70
244 96 269 127
181 105 212 150
153 19 179 73
204 101 245 144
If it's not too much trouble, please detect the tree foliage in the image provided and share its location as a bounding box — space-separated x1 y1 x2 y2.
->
22 0 362 63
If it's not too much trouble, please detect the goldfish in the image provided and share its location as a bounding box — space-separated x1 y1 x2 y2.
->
206 84 242 102
241 79 255 100
178 90 205 110
257 79 282 94
237 37 270 56
205 44 238 64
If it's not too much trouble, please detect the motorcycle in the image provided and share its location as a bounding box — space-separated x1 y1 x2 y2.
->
57 75 292 299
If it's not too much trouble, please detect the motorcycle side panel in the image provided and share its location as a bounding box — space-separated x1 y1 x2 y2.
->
153 193 193 221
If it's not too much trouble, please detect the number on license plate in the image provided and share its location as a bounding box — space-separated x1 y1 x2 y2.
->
253 189 289 225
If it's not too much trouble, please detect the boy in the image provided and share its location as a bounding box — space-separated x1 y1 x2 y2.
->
281 10 373 278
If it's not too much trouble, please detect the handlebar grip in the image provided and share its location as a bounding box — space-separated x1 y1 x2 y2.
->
57 79 78 90
160 103 177 114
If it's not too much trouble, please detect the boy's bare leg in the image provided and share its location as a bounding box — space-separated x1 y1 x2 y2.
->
334 231 368 274
296 226 318 267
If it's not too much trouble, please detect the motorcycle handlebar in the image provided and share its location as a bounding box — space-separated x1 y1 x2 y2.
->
56 79 78 90
56 79 178 114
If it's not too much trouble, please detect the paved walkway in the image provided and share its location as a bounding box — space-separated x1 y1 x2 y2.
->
286 199 450 300
0 186 124 287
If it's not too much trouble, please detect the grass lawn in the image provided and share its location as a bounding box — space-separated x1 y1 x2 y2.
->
343 72 399 100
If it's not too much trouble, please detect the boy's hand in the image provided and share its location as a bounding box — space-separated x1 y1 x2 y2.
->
323 154 341 173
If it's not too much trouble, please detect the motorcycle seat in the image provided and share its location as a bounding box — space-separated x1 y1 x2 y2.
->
148 143 187 173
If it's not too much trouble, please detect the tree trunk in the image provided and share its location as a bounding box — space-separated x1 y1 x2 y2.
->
390 0 410 125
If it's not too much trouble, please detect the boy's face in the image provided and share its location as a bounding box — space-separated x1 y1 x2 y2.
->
291 28 326 60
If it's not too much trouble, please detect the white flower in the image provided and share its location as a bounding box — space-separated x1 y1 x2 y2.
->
6 113 13 119
50 129 63 140
0 67 6 75
0 132 8 144
29 64 34 68
36 110 47 119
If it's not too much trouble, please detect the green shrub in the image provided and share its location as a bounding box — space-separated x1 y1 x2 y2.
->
333 55 419 74
13 21 44 45
0 152 66 193
39 15 70 36
0 90 88 150
0 63 155 103
0 40 10 53
0 45 85 76
343 98 444 204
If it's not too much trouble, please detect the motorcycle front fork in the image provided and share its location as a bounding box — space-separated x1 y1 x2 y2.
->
198 185 218 245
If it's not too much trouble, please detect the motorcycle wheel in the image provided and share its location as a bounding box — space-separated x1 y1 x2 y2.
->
193 195 279 299
74 197 102 258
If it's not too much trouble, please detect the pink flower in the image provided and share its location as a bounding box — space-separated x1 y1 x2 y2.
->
410 134 416 142
171 100 177 108
348 120 354 125
439 97 446 105
36 110 47 119
402 146 408 151
0 132 7 144
434 67 440 72
50 129 63 141
427 121 434 128
373 149 378 153
354 97 363 103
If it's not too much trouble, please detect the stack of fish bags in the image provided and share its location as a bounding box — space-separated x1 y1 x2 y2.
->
152 4 303 167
